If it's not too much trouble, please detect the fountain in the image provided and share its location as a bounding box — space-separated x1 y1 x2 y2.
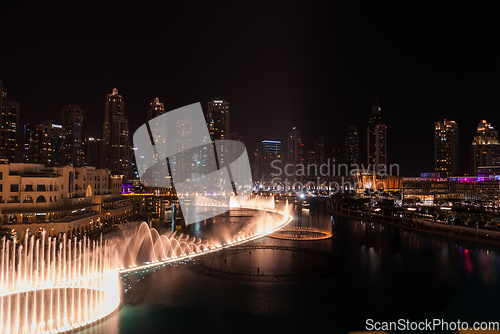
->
0 195 292 333
0 233 120 334
110 196 291 273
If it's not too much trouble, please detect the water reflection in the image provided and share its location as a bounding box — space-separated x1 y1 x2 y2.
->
77 206 500 333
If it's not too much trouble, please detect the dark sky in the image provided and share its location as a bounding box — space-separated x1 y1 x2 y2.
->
1 1 500 176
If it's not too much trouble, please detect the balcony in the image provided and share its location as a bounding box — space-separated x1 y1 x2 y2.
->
16 210 100 225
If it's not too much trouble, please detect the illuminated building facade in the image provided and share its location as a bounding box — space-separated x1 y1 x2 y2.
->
434 119 459 177
314 136 325 165
206 99 229 141
0 80 20 163
402 174 449 205
61 105 86 167
0 163 132 240
367 104 387 171
402 170 500 204
470 119 500 175
261 140 281 182
354 170 401 193
147 97 165 122
22 124 36 163
103 88 130 177
287 127 303 183
344 126 359 166
34 121 67 166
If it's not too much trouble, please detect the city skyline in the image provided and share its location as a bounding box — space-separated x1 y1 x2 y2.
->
2 2 500 176
7 77 500 178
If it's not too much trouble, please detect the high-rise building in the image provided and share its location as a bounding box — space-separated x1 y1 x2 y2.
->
470 120 500 175
147 97 165 122
251 147 264 183
261 140 281 182
0 80 6 117
314 136 325 165
61 105 86 167
0 80 20 163
435 119 459 177
86 137 103 169
103 88 130 176
344 126 359 166
206 99 229 141
2 100 20 163
287 127 303 183
22 124 36 163
331 143 343 165
367 104 387 171
35 121 66 166
171 118 193 182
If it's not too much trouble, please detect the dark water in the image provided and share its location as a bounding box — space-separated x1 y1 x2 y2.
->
78 206 500 334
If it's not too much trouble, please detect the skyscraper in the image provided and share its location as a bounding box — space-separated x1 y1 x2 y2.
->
251 147 264 183
435 119 459 177
103 88 130 176
261 140 281 182
287 127 303 183
206 99 229 141
367 104 387 171
61 105 86 167
2 100 20 163
147 97 165 122
470 119 500 175
23 124 36 163
344 126 359 166
0 80 19 163
314 136 325 165
35 121 66 166
86 137 103 169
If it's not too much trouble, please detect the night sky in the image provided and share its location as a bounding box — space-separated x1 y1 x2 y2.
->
1 1 499 176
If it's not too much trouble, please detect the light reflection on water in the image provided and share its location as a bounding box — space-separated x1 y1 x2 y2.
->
77 205 500 334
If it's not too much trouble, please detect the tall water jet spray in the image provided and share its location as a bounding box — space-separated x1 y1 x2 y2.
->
0 234 120 334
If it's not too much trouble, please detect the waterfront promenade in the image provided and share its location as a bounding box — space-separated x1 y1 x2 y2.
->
327 201 500 248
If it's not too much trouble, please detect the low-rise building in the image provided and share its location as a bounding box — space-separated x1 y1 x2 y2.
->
0 163 133 240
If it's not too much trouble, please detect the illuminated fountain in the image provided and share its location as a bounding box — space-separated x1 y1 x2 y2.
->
269 205 332 240
108 222 217 270
0 233 120 334
0 195 292 333
113 197 292 273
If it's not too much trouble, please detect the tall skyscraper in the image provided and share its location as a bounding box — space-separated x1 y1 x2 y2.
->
331 143 343 165
0 80 6 117
251 147 264 183
147 97 165 122
172 118 193 182
23 124 36 163
61 105 86 167
470 119 500 175
344 126 359 166
206 99 229 141
435 119 459 177
0 80 20 163
103 88 130 176
2 100 20 163
314 136 325 165
367 104 387 171
86 137 103 169
261 140 281 182
287 127 303 183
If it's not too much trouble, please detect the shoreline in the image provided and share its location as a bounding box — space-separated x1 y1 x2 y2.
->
327 205 500 249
